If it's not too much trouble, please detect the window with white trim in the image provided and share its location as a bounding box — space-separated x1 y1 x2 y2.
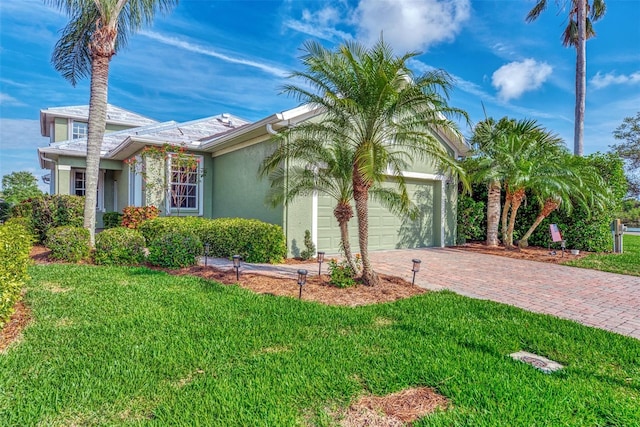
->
168 154 203 213
71 121 88 139
72 169 104 211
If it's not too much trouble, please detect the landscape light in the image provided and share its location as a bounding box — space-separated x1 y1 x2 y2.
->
297 269 308 299
232 255 241 280
411 259 422 286
317 251 325 276
204 244 210 267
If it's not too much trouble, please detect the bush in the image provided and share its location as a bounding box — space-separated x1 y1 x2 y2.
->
140 217 286 263
328 258 359 288
0 201 11 223
457 195 486 244
3 217 36 238
103 212 123 229
94 228 146 266
9 195 84 243
0 223 32 328
46 226 90 262
122 206 159 229
299 229 316 260
147 231 203 268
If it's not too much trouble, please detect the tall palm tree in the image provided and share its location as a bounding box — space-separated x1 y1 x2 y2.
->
280 39 468 286
526 0 606 156
48 0 178 245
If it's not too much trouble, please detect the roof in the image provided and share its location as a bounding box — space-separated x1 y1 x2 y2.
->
38 112 251 167
40 104 159 137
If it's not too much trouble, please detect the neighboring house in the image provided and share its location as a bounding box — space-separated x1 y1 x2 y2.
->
38 104 469 255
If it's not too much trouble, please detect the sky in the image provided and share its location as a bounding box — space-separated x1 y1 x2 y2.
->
1 0 639 192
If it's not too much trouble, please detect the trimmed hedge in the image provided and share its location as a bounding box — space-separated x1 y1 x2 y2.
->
147 231 203 268
103 212 123 229
46 226 91 263
122 206 159 229
139 217 286 263
10 195 84 243
0 223 32 328
94 228 146 266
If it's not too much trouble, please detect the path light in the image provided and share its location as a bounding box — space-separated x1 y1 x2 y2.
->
204 244 210 267
411 259 422 286
317 251 325 276
232 255 241 280
561 240 566 258
297 269 308 299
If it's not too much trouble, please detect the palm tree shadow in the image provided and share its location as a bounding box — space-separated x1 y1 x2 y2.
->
396 187 434 248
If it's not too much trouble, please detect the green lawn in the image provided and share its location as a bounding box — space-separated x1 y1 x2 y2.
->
1 264 639 426
565 233 640 276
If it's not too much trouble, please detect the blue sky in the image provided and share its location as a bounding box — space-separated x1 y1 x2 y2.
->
1 0 639 192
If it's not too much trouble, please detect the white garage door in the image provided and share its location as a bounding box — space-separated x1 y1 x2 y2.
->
315 179 441 254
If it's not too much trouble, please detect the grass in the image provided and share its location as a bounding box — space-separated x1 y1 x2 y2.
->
565 234 640 276
1 264 639 426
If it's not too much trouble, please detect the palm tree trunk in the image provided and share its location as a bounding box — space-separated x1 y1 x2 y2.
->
334 202 357 274
485 179 501 246
506 187 526 248
84 54 110 246
519 198 560 248
501 187 512 247
574 0 587 156
353 169 379 286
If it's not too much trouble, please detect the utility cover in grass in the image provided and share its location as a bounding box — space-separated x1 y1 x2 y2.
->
510 351 564 373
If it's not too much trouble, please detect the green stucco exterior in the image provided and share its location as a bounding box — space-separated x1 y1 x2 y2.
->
211 140 283 226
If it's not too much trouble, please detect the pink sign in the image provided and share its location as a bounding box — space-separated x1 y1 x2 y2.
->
550 224 562 242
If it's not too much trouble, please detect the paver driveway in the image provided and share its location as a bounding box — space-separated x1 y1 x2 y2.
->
369 248 640 340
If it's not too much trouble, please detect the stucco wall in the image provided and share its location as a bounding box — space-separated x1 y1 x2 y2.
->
211 140 283 226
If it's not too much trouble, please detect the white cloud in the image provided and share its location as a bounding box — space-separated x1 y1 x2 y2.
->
284 5 352 41
491 59 552 101
0 92 22 105
140 31 288 78
591 71 640 90
355 0 471 52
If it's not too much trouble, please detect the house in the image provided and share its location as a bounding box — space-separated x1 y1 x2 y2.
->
38 104 469 255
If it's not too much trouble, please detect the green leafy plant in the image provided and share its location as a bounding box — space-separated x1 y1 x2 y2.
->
94 228 146 266
0 222 32 328
299 229 316 260
102 212 123 229
9 195 84 243
147 231 203 268
46 226 90 263
140 217 286 263
121 206 159 229
457 195 486 244
328 255 361 288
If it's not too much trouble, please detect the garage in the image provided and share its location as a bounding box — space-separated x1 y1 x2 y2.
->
315 178 444 254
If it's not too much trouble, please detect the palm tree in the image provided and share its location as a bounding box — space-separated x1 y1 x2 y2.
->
48 0 178 245
526 0 606 156
280 39 467 286
261 136 360 273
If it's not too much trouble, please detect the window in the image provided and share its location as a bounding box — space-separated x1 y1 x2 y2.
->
73 171 86 196
72 169 104 211
72 121 88 139
168 154 202 213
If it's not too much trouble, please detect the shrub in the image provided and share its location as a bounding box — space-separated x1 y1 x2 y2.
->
147 231 203 268
0 223 32 328
299 229 316 260
46 226 90 262
122 206 159 229
94 228 146 266
9 195 84 243
3 217 36 238
140 217 286 263
0 201 11 223
456 195 486 244
103 212 123 229
328 257 359 288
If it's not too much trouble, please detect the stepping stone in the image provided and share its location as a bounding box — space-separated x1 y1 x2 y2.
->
510 351 564 374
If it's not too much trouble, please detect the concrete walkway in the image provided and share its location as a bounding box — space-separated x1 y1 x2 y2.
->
202 248 640 340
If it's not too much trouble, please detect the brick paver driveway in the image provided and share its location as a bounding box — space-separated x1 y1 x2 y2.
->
369 248 640 340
